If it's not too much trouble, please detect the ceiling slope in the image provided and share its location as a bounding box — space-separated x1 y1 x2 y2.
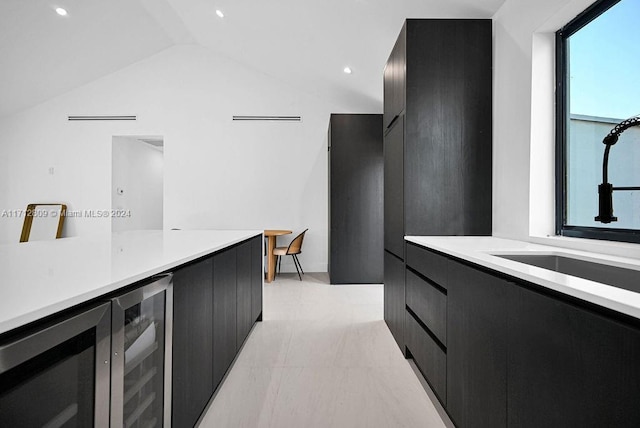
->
0 0 505 118
0 0 191 118
165 0 505 111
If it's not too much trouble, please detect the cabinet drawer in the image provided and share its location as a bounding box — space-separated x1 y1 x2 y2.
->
384 251 406 352
405 310 447 404
406 269 447 346
406 244 448 289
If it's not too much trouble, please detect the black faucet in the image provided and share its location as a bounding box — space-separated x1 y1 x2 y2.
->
595 115 640 223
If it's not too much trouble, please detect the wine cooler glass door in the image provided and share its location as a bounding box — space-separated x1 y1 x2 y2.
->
111 274 173 428
0 302 111 427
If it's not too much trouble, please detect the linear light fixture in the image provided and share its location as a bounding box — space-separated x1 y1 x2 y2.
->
232 116 302 122
68 115 137 121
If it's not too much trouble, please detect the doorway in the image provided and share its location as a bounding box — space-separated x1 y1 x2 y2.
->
111 136 163 232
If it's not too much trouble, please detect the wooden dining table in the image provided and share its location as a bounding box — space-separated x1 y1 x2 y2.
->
264 229 292 283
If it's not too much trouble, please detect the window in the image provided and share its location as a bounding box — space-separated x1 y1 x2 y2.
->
557 0 640 243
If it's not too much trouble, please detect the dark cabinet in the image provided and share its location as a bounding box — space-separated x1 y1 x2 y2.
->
251 235 263 323
404 20 492 237
213 247 237 388
236 240 253 347
383 19 492 248
172 234 262 428
383 19 492 353
383 25 406 130
406 242 640 427
384 250 405 352
172 257 214 428
507 285 640 427
328 114 384 284
382 52 393 129
447 261 508 428
384 116 405 260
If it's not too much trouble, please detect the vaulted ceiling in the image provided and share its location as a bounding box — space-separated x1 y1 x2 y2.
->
0 0 506 118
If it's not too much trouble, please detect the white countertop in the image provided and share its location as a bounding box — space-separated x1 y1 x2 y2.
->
0 229 262 335
405 236 640 320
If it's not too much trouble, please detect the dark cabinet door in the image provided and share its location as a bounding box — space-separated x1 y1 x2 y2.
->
236 240 253 348
383 54 394 130
383 116 404 259
251 235 263 323
172 257 214 428
329 114 383 284
404 19 492 237
384 250 405 352
393 25 406 123
508 286 640 427
213 247 237 388
447 261 508 428
384 25 406 130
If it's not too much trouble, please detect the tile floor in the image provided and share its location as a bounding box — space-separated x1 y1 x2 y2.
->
198 272 450 428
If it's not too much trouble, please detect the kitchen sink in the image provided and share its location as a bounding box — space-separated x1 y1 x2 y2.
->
494 253 640 294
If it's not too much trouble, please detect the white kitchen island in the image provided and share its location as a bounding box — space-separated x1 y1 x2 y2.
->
0 229 264 427
0 229 261 335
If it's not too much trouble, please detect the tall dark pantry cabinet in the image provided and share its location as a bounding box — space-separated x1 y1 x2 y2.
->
328 114 384 284
383 20 492 351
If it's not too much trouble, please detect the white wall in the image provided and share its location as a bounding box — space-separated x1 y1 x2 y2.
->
492 0 640 258
112 136 164 232
0 45 358 271
492 0 579 240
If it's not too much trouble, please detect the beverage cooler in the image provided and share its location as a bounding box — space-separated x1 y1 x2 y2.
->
0 303 111 426
111 274 173 428
0 274 173 428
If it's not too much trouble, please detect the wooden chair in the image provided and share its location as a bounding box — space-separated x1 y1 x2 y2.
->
20 203 67 242
274 229 308 281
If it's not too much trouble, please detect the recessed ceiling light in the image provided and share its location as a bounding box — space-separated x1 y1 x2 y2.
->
216 9 224 18
55 7 68 16
344 67 353 74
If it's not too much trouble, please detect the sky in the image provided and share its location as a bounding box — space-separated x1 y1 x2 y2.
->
569 0 640 121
